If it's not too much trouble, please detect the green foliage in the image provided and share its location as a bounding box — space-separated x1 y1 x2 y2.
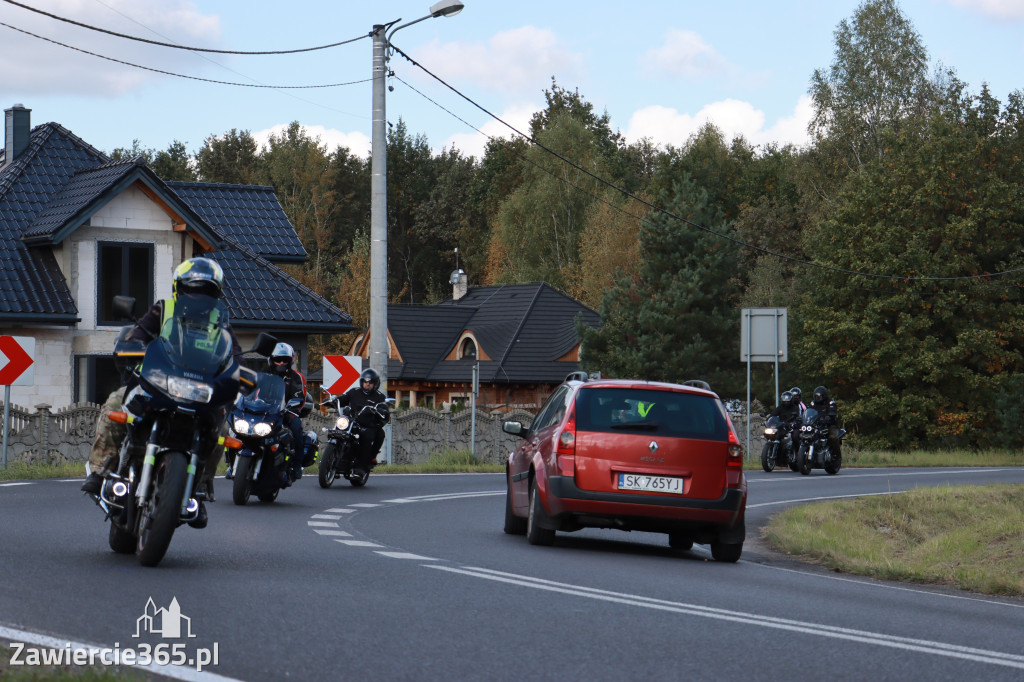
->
579 175 743 396
197 128 258 184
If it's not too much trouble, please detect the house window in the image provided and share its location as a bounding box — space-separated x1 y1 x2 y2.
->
420 393 436 409
75 355 122 405
459 337 477 359
97 242 154 325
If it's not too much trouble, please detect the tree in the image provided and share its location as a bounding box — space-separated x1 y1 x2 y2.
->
151 141 196 181
196 129 258 184
579 175 743 397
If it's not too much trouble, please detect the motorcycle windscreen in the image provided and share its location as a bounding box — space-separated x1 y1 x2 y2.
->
157 295 233 376
802 408 820 426
238 373 286 414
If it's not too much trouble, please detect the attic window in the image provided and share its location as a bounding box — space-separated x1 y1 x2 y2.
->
459 337 477 360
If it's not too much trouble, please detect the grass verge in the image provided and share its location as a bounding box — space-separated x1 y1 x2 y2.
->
763 484 1024 597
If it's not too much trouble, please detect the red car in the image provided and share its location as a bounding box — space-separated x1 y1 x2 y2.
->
502 375 746 562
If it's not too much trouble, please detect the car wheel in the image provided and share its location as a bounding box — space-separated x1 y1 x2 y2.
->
711 541 743 563
526 477 555 546
503 473 527 535
668 533 693 551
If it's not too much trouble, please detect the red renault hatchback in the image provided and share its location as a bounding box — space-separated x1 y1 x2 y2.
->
502 374 746 561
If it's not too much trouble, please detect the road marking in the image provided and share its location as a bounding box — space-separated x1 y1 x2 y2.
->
313 530 352 537
348 503 382 508
324 508 356 513
749 468 1021 484
310 514 342 520
334 540 383 547
0 482 32 487
427 565 1024 671
375 552 437 560
748 491 903 508
307 521 339 527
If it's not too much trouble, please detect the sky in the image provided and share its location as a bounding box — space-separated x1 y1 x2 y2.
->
1 0 1023 162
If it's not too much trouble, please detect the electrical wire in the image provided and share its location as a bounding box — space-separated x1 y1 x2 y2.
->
389 43 1024 284
2 0 368 54
0 22 371 89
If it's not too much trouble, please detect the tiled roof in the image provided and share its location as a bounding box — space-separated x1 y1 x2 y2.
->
168 182 306 263
0 119 350 331
211 246 354 332
387 283 601 385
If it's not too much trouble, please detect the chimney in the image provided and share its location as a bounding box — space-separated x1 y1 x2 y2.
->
450 268 468 301
4 104 31 169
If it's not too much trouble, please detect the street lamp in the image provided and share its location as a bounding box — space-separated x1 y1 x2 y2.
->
369 0 464 393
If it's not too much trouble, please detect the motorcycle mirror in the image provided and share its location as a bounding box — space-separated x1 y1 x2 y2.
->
249 332 279 356
112 295 137 322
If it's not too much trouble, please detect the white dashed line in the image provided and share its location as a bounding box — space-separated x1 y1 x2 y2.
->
311 514 343 520
347 503 381 508
334 540 384 547
314 530 352 537
374 552 437 560
307 521 339 527
324 508 356 513
0 482 32 487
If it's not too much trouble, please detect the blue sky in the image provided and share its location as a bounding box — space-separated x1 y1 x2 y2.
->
2 0 1022 161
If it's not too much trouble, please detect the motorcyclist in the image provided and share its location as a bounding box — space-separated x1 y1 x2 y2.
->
789 386 807 414
81 257 241 529
769 391 801 458
333 368 389 477
268 342 308 483
809 385 842 458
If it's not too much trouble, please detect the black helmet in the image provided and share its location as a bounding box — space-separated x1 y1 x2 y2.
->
270 342 294 376
360 368 380 393
173 257 224 299
789 387 802 403
812 386 829 404
780 391 793 407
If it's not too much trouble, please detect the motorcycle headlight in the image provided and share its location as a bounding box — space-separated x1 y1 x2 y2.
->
764 427 777 436
167 376 213 403
233 419 251 435
335 415 351 430
253 422 273 437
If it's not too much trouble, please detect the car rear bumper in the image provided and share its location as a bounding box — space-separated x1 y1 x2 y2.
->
543 474 745 533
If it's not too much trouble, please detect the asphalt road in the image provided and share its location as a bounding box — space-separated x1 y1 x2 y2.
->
1 466 1023 681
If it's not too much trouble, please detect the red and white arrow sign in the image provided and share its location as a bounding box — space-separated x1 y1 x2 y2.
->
322 355 362 395
0 336 35 386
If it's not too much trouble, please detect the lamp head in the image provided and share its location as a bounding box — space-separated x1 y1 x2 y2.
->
430 0 464 17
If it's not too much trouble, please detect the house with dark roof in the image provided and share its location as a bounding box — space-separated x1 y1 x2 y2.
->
0 104 353 409
348 272 601 412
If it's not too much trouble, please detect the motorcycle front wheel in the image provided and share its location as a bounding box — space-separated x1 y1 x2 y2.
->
136 451 188 567
318 443 337 489
760 442 777 472
232 457 253 505
797 444 813 476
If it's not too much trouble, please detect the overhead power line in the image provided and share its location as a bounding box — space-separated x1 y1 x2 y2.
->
389 43 1024 284
0 22 370 89
2 0 368 54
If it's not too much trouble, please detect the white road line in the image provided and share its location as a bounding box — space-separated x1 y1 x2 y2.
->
0 482 33 487
0 625 244 682
427 565 1024 670
324 508 356 513
334 540 383 547
306 521 339 528
347 503 382 508
748 491 902 508
313 530 352 537
375 552 437 560
310 514 342 520
748 468 1020 484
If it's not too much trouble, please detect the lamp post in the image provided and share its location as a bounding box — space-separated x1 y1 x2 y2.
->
369 0 464 393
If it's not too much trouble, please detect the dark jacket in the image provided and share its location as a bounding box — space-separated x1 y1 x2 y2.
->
769 403 802 424
336 386 390 428
809 398 838 425
279 368 307 412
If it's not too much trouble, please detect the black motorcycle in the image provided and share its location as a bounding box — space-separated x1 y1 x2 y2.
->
89 295 273 567
227 372 317 505
795 407 846 476
318 398 392 488
760 415 797 472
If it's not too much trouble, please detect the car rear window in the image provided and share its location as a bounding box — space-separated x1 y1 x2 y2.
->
575 387 729 441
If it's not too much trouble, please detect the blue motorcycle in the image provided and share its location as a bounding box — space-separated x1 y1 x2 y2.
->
228 372 317 505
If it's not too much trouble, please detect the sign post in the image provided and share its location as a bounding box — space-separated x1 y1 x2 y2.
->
739 310 787 460
1 336 36 469
470 361 479 460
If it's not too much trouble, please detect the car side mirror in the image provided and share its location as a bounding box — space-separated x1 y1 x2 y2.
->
502 421 528 438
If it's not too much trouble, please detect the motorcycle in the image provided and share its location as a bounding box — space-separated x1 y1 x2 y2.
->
795 407 847 476
88 295 274 567
318 398 393 488
227 372 318 505
760 415 797 472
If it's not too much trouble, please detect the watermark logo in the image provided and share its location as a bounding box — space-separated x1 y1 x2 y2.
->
134 597 196 638
7 597 218 672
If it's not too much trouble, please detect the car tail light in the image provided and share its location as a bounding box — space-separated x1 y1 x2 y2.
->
726 427 743 470
555 403 576 476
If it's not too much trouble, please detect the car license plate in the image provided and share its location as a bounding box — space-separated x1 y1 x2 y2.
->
617 473 684 494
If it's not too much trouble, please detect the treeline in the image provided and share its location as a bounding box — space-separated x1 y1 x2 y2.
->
113 0 1024 450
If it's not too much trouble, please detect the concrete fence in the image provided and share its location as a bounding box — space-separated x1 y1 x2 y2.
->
1 402 767 467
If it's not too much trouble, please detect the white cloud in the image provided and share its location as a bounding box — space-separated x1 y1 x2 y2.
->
948 0 1024 19
641 29 728 79
0 0 221 95
441 102 540 158
413 26 584 97
624 96 812 149
252 124 371 157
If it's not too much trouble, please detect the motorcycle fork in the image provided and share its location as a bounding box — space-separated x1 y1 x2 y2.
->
135 422 162 506
181 434 200 516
